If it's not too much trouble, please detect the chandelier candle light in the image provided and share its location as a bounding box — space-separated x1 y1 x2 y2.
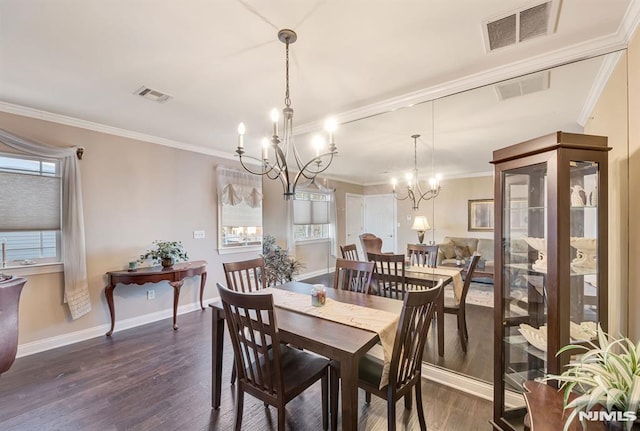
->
391 134 441 210
235 29 337 200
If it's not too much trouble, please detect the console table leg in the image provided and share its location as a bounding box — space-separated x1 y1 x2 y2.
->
199 271 208 310
105 284 116 336
169 280 184 330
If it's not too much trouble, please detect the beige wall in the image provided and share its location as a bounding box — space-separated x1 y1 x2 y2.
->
584 52 629 336
0 111 259 345
628 31 640 340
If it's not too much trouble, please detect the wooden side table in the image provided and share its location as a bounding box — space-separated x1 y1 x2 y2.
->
105 260 207 336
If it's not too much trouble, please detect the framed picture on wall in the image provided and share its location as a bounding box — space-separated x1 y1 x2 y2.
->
468 199 494 231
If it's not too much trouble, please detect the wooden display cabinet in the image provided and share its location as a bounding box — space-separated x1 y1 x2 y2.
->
490 132 610 431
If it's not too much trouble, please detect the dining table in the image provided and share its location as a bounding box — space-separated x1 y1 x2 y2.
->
209 276 454 430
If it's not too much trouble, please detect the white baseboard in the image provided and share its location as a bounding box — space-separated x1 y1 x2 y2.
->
295 268 331 280
16 299 214 358
421 363 525 408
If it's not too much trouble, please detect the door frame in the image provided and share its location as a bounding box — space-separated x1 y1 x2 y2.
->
363 193 397 254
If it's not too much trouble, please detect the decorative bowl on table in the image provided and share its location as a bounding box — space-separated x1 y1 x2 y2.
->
518 323 548 351
569 237 597 271
523 237 547 272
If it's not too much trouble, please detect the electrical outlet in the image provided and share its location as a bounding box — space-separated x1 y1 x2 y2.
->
193 230 205 239
147 289 155 300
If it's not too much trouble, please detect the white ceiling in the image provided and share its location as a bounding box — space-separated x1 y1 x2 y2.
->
0 0 636 184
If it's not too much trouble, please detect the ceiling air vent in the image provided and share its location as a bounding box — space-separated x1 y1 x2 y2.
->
495 71 550 101
483 1 559 52
134 86 172 103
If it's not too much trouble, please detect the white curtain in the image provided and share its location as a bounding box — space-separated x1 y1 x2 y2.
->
0 128 90 320
216 166 262 208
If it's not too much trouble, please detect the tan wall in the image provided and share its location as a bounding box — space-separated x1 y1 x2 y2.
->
262 174 363 275
628 32 640 340
0 111 260 345
584 52 629 336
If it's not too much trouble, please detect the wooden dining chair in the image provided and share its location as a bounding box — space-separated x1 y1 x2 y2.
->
406 244 429 266
217 283 330 431
443 253 481 353
359 280 444 431
425 245 439 268
367 252 406 299
333 258 374 293
339 244 359 260
223 257 266 292
222 256 267 384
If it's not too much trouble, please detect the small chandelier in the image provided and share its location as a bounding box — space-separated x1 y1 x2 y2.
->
235 29 337 200
392 134 441 211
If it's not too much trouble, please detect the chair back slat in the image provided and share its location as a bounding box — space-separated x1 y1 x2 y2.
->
333 258 374 293
217 283 283 398
367 252 406 299
223 257 266 292
389 280 443 391
458 254 481 306
406 244 439 268
340 244 359 260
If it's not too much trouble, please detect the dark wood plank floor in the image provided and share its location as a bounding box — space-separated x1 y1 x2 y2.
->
303 273 494 383
0 307 493 430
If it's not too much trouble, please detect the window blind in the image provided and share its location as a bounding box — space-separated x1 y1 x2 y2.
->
0 171 61 231
293 199 329 224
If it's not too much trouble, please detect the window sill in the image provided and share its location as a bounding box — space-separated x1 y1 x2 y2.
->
217 245 262 255
1 262 63 276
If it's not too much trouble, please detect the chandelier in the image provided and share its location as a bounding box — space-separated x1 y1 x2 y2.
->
392 134 441 210
235 29 337 200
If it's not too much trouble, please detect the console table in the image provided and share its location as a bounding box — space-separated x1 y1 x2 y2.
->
105 260 207 336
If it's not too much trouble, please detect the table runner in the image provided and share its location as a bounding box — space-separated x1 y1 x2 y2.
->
407 265 464 304
260 287 399 388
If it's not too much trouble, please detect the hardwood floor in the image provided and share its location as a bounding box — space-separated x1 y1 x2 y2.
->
303 273 494 383
0 308 493 430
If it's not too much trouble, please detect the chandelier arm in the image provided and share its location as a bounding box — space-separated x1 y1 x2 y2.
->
238 154 277 177
296 151 336 179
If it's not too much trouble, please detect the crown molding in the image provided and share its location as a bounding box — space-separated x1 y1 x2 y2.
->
294 0 640 135
0 101 240 161
577 51 625 127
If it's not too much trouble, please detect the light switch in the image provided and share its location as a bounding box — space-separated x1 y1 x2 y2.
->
193 230 205 239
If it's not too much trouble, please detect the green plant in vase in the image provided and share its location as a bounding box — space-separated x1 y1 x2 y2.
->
138 240 189 268
545 324 640 431
261 235 304 286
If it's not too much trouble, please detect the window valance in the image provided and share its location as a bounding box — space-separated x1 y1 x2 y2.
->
216 166 262 208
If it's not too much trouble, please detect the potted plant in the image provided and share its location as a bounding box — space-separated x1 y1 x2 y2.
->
545 325 640 431
261 235 303 285
138 240 189 268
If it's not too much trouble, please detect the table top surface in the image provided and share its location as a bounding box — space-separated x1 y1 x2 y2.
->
107 260 207 276
210 281 404 356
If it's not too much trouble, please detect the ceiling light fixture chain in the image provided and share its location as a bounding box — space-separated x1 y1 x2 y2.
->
391 134 441 211
235 28 337 200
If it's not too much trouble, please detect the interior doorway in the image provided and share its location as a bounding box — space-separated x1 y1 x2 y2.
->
345 193 364 257
363 194 397 253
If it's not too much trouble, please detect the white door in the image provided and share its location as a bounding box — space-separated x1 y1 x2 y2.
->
364 194 397 253
345 194 364 257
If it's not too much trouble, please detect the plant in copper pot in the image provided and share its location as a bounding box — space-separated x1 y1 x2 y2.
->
545 324 640 431
138 240 188 268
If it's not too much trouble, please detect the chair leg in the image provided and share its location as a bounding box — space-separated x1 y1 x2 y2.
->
365 391 371 404
278 406 286 431
387 397 396 431
458 313 468 353
330 366 339 431
322 373 329 431
415 382 427 430
234 384 244 431
404 392 412 410
231 360 237 384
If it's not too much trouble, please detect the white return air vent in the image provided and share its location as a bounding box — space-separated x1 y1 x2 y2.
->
483 1 559 52
134 86 172 103
495 71 550 101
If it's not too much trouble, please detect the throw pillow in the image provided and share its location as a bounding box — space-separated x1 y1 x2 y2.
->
454 245 471 260
440 243 456 259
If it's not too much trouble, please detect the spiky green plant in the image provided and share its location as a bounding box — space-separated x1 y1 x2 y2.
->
138 240 189 264
261 235 304 286
545 324 640 431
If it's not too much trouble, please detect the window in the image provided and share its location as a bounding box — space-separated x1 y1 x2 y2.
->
293 191 330 241
217 166 263 251
0 153 62 266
